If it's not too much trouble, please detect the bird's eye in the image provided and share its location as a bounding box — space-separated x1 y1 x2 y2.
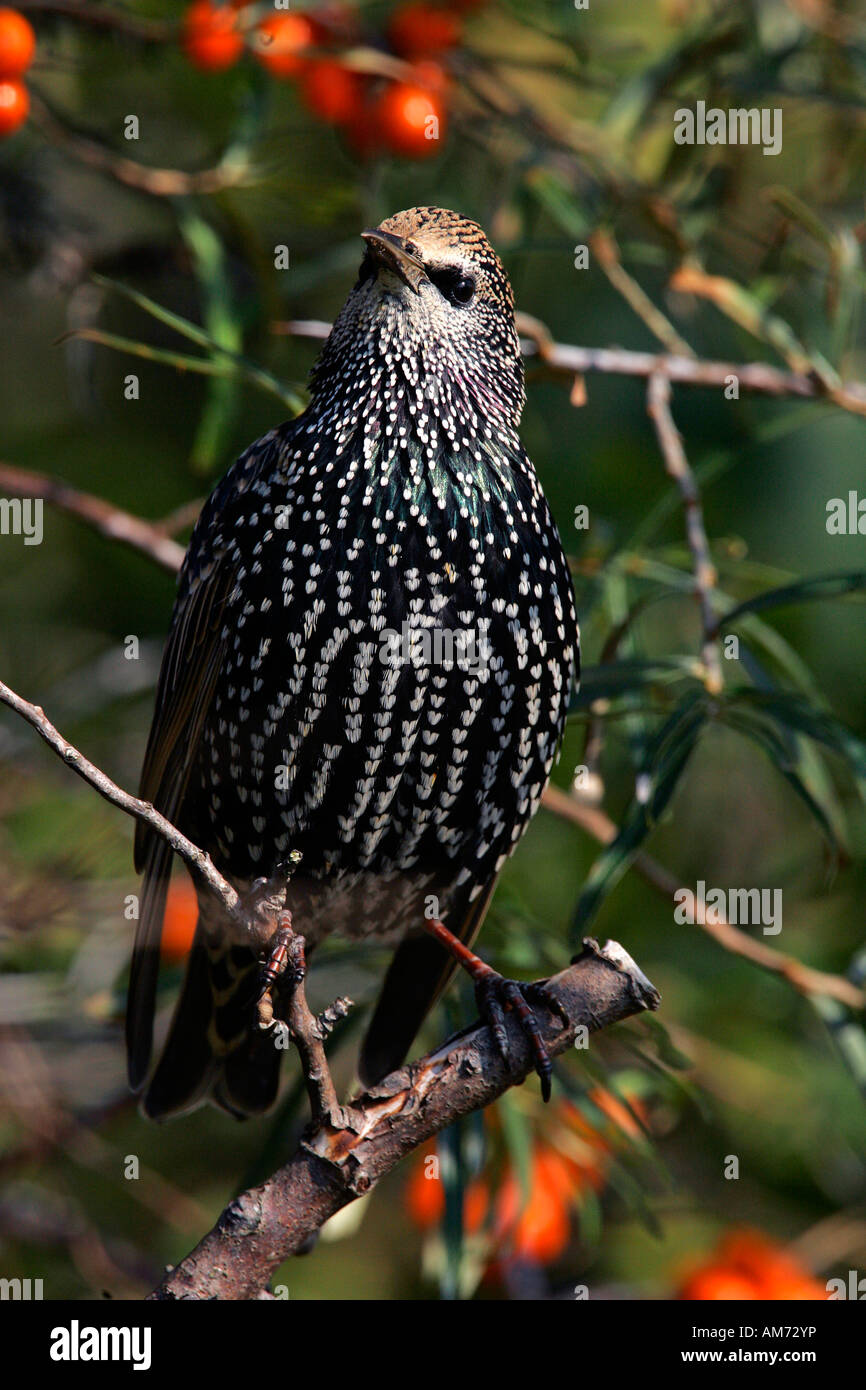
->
428 267 476 307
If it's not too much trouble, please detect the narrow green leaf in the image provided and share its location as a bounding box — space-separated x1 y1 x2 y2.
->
721 571 866 627
569 694 706 941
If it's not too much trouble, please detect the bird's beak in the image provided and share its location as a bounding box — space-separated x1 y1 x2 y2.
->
361 228 426 294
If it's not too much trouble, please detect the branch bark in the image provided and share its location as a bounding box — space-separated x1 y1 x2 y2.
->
0 677 240 920
149 937 660 1301
647 371 723 694
271 314 866 418
0 461 185 574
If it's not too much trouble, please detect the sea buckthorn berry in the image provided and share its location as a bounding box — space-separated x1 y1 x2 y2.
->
181 1 243 72
0 76 28 136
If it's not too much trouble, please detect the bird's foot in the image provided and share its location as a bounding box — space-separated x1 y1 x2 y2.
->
316 995 354 1039
243 854 303 943
254 921 345 1130
420 915 566 1102
257 913 302 1007
474 970 569 1103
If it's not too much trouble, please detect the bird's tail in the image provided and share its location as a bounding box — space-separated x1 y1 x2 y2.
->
141 917 282 1120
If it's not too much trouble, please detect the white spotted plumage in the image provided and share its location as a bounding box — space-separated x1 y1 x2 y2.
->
131 207 580 1115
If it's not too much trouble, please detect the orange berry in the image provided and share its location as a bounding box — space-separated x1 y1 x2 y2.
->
0 77 27 136
375 80 445 159
405 1151 493 1234
0 8 35 80
719 1230 825 1299
677 1230 827 1302
405 1153 444 1228
493 1149 572 1264
300 59 364 124
254 13 315 79
680 1270 759 1300
388 4 461 59
181 1 243 72
160 878 199 963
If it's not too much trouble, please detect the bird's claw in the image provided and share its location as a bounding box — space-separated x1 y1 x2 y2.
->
475 974 566 1103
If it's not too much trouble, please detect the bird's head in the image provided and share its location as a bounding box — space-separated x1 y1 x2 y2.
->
310 207 525 433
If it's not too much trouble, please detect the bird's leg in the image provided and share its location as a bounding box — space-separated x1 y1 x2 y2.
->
255 911 347 1131
421 916 569 1103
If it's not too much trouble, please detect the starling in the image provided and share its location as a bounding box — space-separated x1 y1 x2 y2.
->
129 207 580 1118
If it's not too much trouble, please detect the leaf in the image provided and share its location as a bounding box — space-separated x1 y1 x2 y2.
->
721 707 846 860
617 1027 711 1121
525 169 591 241
637 1015 694 1072
91 272 305 412
93 273 223 354
721 571 866 627
734 618 825 709
569 693 707 942
728 689 866 799
179 212 244 473
438 1121 468 1302
568 656 701 712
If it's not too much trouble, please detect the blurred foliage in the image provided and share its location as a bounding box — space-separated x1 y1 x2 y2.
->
1 0 866 1300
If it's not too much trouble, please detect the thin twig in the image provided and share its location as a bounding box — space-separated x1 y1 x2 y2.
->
30 91 252 198
153 497 203 538
542 784 865 1010
150 938 660 1300
647 372 724 695
272 315 866 417
0 678 239 918
0 676 366 1161
0 461 185 574
590 230 696 358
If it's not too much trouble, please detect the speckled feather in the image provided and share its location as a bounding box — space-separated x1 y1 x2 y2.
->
130 208 579 1117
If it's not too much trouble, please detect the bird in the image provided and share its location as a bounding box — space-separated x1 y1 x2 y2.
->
129 206 580 1119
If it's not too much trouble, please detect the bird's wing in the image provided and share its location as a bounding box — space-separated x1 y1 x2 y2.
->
128 427 290 1090
127 553 238 1090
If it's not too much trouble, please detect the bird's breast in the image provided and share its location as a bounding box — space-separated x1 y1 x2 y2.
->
190 435 577 918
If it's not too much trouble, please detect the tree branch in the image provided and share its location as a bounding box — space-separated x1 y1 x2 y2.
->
541 784 865 1011
30 91 252 198
0 461 185 574
149 937 659 1301
0 677 239 920
647 371 724 695
271 314 866 416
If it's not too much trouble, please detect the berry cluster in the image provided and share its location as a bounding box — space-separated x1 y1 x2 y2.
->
0 7 34 137
183 0 486 159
